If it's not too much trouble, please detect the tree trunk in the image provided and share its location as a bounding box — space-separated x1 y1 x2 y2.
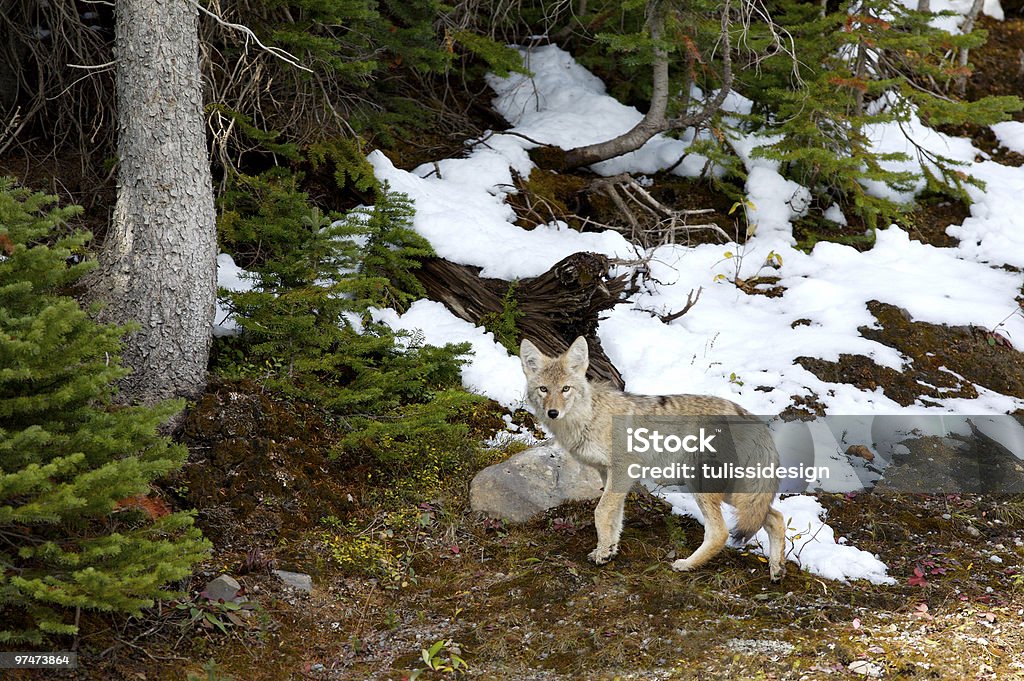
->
90 0 216 404
956 0 985 96
560 5 671 170
415 253 627 388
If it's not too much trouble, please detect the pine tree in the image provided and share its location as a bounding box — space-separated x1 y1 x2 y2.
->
350 186 433 312
747 0 1022 228
0 178 209 643
218 178 433 409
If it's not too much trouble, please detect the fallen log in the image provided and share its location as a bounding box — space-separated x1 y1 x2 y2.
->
416 252 628 388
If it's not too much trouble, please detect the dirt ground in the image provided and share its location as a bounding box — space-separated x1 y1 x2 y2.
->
15 377 1021 681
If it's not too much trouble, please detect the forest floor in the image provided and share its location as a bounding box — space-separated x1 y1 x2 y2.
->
10 11 1024 681
28 378 1024 681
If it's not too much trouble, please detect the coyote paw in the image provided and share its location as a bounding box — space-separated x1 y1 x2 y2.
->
770 562 787 582
671 558 696 572
588 544 618 565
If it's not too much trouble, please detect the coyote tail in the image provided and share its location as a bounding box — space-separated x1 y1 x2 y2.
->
731 493 774 544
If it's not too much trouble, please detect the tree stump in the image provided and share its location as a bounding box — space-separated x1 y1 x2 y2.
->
416 252 627 388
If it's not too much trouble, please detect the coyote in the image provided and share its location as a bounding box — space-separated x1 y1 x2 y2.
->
519 336 786 581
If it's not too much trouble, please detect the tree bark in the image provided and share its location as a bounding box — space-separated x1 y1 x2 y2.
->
90 0 216 404
416 253 627 389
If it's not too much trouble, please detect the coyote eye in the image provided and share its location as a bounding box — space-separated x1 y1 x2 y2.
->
538 386 548 394
562 385 571 393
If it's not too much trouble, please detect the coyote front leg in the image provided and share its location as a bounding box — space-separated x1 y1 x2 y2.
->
589 470 626 565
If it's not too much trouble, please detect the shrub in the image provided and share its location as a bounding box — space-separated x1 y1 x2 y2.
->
216 175 483 485
0 178 209 643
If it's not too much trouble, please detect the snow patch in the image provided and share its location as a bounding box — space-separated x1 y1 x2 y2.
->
214 253 255 337
372 300 526 409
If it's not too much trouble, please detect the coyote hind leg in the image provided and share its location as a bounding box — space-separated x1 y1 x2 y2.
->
671 493 728 572
764 506 786 581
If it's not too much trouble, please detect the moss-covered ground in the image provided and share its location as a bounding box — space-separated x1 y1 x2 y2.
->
23 376 1023 681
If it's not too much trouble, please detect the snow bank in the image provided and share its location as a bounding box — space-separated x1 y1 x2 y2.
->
373 300 526 409
991 121 1024 153
369 150 635 279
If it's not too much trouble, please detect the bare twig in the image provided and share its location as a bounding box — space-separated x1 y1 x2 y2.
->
586 173 728 247
189 1 312 73
643 286 703 323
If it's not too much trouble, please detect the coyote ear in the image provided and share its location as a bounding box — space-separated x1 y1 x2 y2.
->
519 339 544 377
564 336 590 375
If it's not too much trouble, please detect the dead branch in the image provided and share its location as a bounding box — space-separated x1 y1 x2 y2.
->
638 286 703 323
554 0 733 170
660 286 702 322
0 1 115 160
189 0 312 73
587 173 729 247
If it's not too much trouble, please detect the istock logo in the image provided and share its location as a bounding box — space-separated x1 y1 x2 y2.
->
625 427 718 454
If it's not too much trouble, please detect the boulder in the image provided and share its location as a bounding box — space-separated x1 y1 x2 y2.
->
470 441 603 523
272 569 313 593
204 574 245 603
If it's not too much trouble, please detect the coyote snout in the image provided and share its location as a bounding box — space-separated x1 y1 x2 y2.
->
520 336 787 581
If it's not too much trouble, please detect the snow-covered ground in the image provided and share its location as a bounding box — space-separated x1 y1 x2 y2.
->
216 7 1023 585
370 45 1024 418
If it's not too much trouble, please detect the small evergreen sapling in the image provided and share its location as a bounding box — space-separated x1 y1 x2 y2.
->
217 178 482 484
0 178 209 643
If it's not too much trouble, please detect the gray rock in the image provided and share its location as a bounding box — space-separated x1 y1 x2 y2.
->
849 660 884 677
273 569 313 593
470 441 603 523
205 574 245 603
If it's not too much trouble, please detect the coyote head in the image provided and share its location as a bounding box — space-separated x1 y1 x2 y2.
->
519 336 591 421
